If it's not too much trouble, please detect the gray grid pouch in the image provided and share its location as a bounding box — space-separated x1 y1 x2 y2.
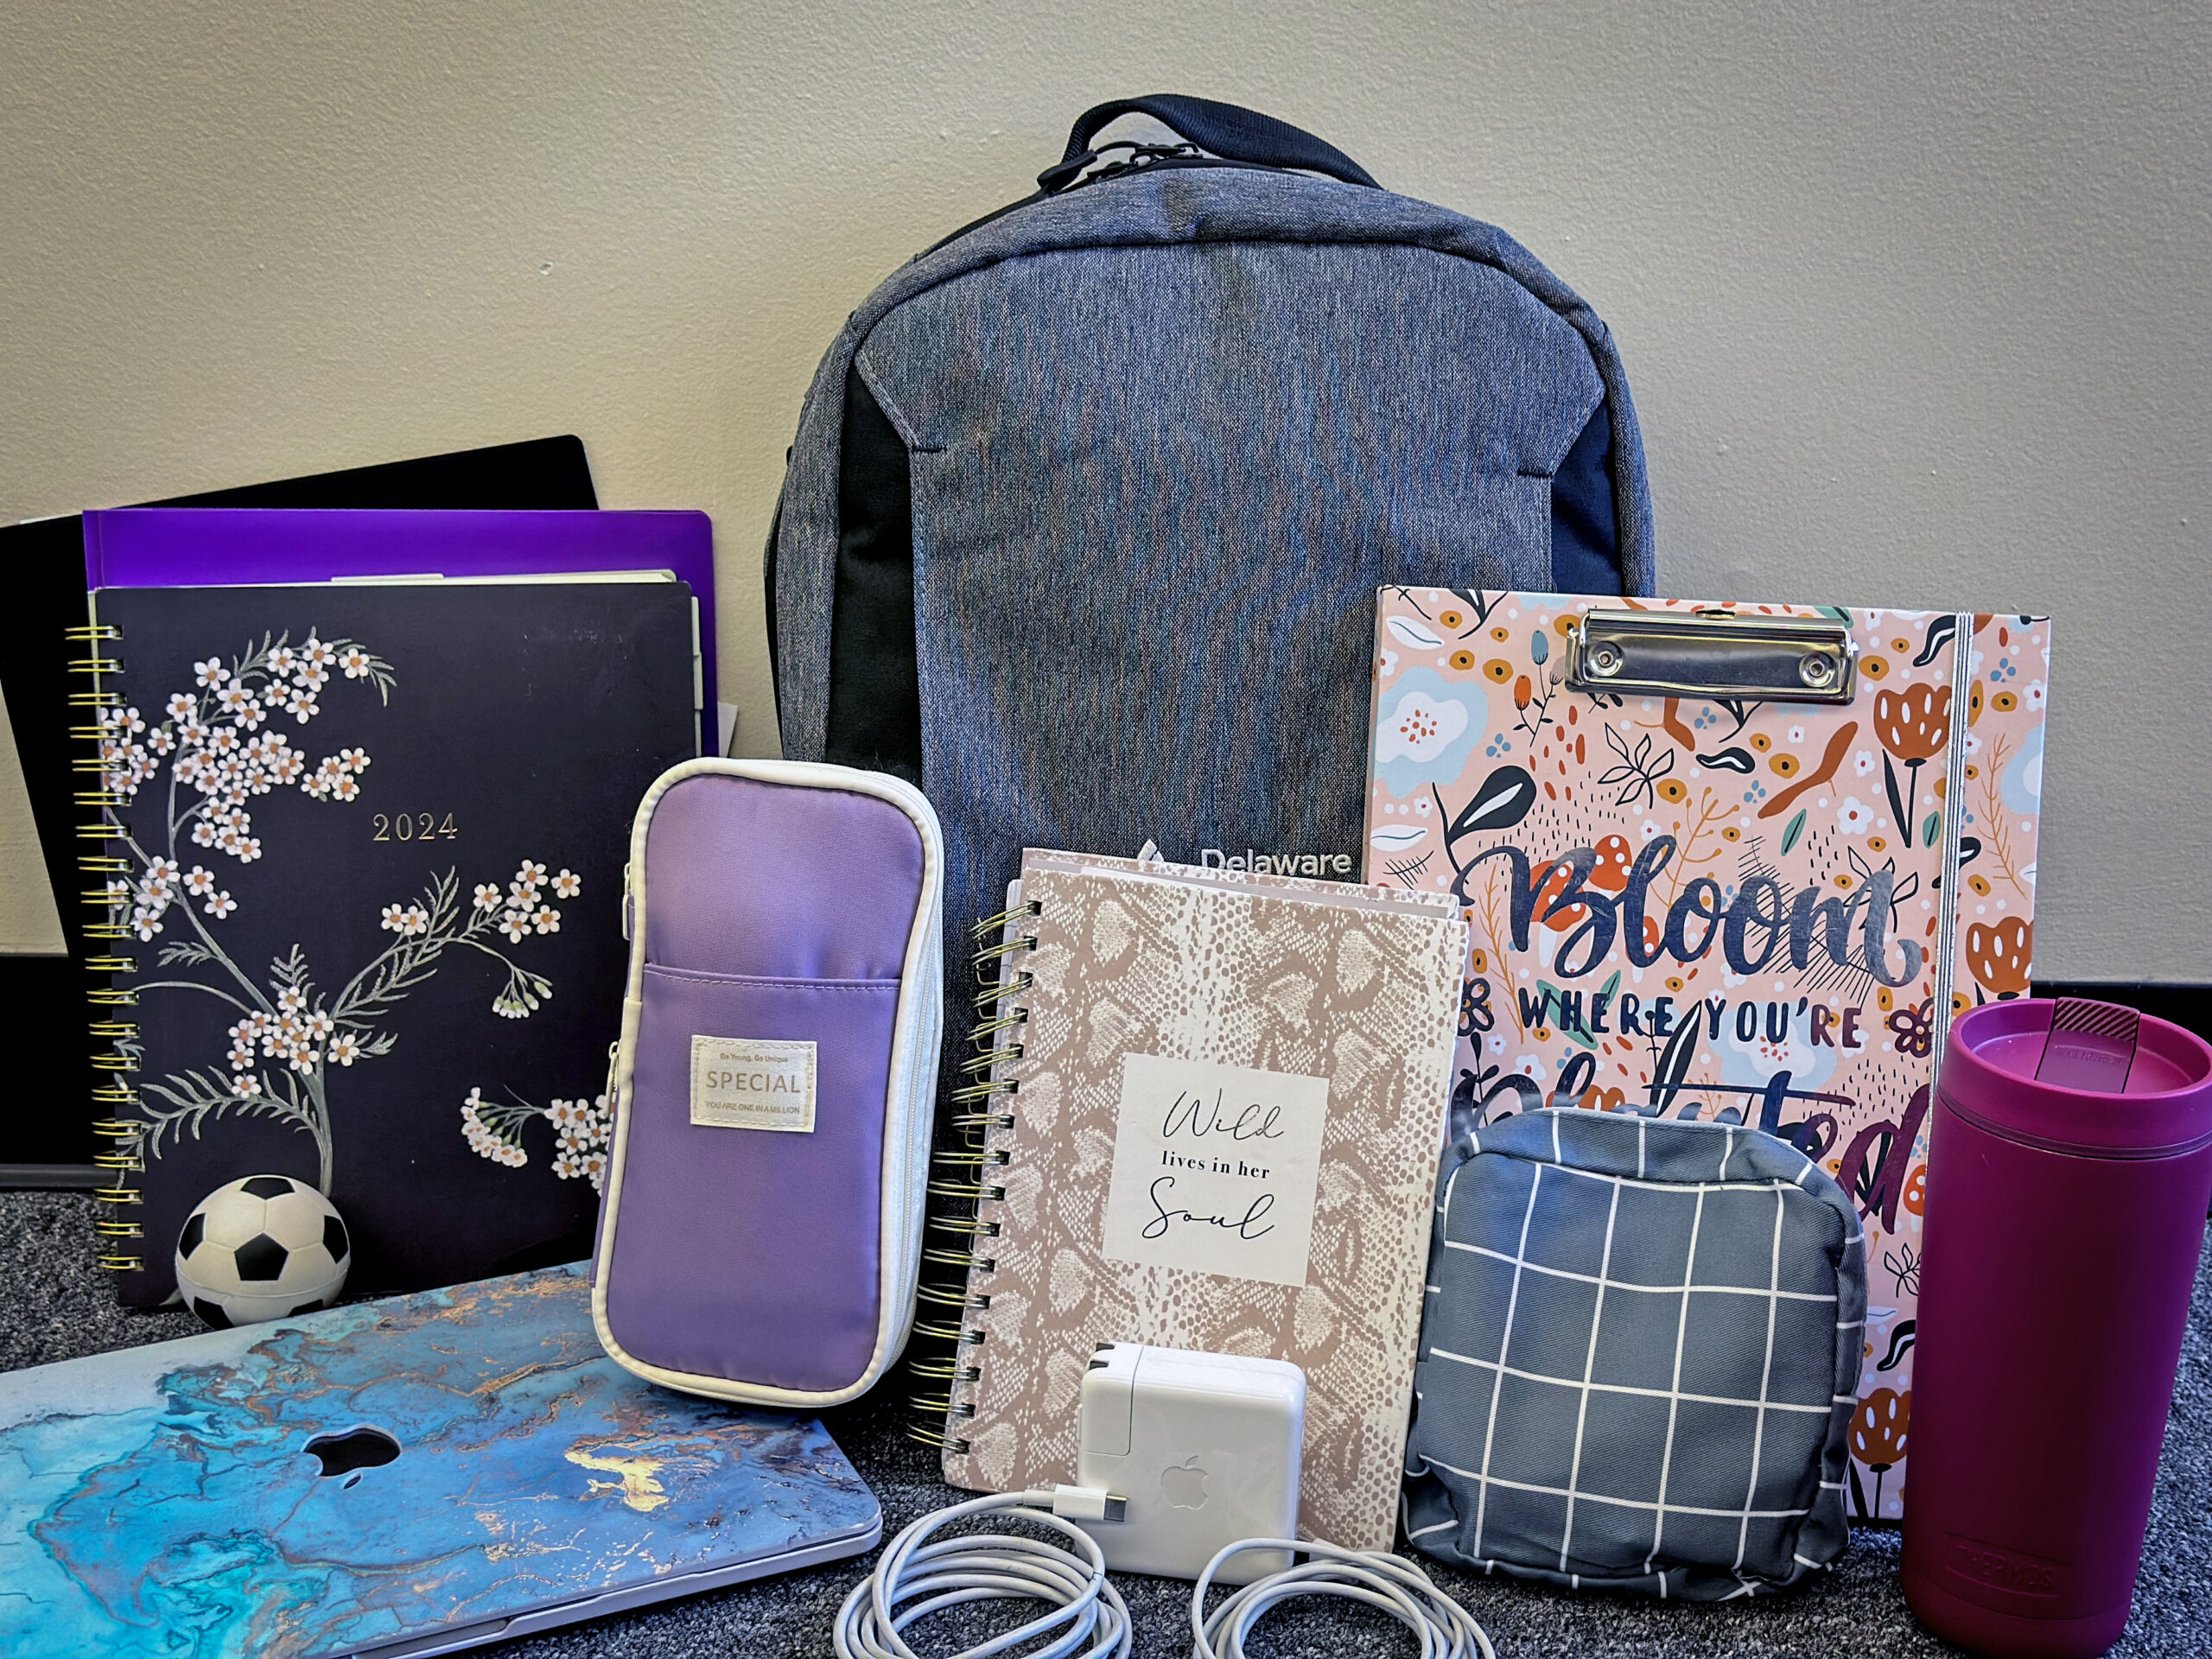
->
1403 1109 1866 1599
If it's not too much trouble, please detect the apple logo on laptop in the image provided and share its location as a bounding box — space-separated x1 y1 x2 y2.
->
306 1427 402 1489
1161 1454 1210 1510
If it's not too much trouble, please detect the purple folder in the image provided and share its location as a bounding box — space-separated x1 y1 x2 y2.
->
84 508 720 753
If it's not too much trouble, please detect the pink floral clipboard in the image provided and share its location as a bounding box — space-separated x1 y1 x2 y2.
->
1362 589 2051 1522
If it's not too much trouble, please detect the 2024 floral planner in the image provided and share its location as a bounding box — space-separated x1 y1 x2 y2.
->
83 576 696 1306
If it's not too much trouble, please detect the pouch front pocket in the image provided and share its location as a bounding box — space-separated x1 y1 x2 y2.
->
601 963 900 1395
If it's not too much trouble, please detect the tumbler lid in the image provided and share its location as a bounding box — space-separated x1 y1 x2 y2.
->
1942 998 2212 1156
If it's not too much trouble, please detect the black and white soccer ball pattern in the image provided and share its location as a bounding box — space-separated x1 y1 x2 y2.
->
175 1174 352 1328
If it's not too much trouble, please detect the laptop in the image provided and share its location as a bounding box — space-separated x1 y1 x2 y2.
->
0 1263 880 1657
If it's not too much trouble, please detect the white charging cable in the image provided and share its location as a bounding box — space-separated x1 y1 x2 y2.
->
834 1488 1496 1659
1191 1538 1496 1659
833 1487 1133 1659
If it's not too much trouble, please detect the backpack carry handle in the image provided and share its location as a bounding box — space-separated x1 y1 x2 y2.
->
1039 94 1380 194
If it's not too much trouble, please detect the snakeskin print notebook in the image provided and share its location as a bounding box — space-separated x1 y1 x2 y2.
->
933 849 1466 1550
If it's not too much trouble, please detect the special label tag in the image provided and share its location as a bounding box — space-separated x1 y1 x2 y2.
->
690 1035 817 1133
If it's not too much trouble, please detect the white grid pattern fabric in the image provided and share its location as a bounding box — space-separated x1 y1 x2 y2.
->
1403 1109 1865 1599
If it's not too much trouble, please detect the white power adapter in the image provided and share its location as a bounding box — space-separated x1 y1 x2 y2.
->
837 1344 1491 1658
1071 1341 1306 1585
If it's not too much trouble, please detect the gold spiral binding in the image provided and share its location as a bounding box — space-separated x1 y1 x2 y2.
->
907 1390 976 1421
908 899 1041 1453
73 622 145 1277
911 1317 983 1344
972 935 1037 976
969 899 1041 940
920 1245 993 1272
973 972 1031 1008
949 1109 1014 1133
907 1356 982 1383
916 1283 991 1311
931 1147 1008 1169
925 1212 1001 1237
968 1008 1028 1047
957 1045 1020 1077
925 1177 1005 1205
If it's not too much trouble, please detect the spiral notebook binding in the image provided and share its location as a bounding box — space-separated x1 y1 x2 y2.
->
906 895 1040 1452
70 621 145 1274
920 1244 994 1273
907 1354 982 1382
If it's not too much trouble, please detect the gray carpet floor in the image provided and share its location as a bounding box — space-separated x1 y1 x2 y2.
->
4 1190 2206 1658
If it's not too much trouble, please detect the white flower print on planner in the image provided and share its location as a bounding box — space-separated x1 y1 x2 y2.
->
95 627 581 1200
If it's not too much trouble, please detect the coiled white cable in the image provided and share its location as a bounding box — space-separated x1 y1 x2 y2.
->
833 1489 1494 1659
1190 1538 1496 1659
833 1488 1133 1659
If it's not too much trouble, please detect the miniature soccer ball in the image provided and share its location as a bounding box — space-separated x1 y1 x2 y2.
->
175 1174 352 1328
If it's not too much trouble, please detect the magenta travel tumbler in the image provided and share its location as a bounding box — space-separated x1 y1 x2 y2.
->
1903 998 2212 1657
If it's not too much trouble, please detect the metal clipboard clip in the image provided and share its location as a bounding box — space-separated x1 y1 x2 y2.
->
1563 608 1859 703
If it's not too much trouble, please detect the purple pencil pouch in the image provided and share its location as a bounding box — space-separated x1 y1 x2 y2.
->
591 759 944 1407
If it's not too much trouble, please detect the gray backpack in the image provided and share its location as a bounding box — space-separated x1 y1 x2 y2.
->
769 93 1655 961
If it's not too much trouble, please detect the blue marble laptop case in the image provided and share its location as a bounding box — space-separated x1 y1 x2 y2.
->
0 1265 879 1657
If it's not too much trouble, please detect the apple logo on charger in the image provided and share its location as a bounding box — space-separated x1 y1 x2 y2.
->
1161 1454 1210 1510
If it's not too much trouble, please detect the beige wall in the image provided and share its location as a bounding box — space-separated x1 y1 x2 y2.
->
3 2 2206 979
